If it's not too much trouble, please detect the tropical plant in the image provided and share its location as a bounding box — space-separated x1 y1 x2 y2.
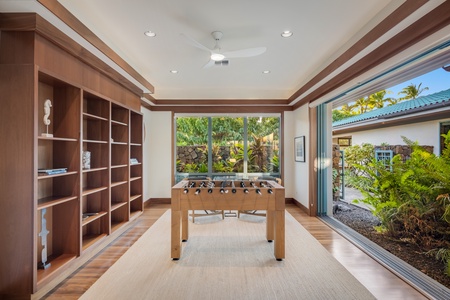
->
398 83 429 101
270 155 279 172
345 136 450 277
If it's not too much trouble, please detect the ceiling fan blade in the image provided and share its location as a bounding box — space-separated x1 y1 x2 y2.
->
180 33 212 53
202 59 215 69
222 47 266 59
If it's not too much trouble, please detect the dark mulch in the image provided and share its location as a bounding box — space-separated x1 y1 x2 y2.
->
333 200 450 289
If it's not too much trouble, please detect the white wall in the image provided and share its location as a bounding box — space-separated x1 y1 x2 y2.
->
335 119 449 155
283 112 294 198
142 109 173 199
290 105 310 208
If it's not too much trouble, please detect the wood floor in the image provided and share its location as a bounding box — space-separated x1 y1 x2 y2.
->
42 203 427 299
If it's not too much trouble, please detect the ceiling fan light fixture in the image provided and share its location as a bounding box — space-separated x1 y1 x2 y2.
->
281 30 293 38
211 53 225 61
262 70 270 74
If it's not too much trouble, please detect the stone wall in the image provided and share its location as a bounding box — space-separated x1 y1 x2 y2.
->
374 145 434 161
332 144 341 201
176 144 276 171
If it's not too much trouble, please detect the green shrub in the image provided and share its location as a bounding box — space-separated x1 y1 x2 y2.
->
345 135 450 276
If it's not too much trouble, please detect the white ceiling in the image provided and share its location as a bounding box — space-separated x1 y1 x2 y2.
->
2 0 448 103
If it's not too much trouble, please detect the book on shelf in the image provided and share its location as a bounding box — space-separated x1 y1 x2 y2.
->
38 168 68 175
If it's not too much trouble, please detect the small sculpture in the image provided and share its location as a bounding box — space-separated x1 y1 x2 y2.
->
42 99 53 137
38 208 51 269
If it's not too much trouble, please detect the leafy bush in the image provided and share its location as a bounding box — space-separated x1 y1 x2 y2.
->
345 134 450 276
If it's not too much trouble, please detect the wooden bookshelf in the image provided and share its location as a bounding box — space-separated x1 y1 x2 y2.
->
0 24 144 297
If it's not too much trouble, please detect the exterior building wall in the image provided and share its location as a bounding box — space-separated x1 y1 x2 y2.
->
334 118 450 155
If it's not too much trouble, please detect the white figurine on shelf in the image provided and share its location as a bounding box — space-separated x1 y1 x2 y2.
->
42 99 53 137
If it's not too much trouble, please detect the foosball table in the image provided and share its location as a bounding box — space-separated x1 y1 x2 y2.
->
171 179 285 261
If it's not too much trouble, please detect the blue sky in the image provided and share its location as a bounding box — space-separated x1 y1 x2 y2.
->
387 67 450 98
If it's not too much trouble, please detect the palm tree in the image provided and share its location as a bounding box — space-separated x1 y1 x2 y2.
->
351 97 371 114
369 90 391 109
398 83 429 101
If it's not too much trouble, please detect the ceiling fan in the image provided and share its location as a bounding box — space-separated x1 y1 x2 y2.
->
182 31 267 68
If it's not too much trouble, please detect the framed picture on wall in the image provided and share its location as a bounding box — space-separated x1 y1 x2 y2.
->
295 136 305 162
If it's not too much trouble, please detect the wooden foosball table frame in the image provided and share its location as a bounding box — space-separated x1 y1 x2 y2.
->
171 179 285 261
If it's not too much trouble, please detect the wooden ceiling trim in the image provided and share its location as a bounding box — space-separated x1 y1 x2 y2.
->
37 0 154 94
142 93 157 105
0 12 38 30
154 99 290 105
293 0 450 109
149 105 292 113
289 0 428 108
1 13 144 96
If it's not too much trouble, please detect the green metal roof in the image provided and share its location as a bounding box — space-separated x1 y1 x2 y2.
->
332 88 450 127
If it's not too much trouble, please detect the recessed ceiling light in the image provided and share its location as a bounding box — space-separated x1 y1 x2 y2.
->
144 31 156 37
262 70 270 74
281 31 293 38
170 70 178 74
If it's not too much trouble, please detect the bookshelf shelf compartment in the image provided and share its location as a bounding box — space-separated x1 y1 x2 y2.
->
111 180 127 188
38 136 78 142
111 164 127 169
37 254 77 288
38 171 78 179
111 201 127 211
37 195 78 210
82 167 108 173
82 186 108 196
82 233 107 251
82 211 108 226
83 112 108 122
130 194 141 202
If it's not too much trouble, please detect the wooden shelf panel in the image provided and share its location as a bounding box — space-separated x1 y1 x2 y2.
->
82 233 108 251
111 164 127 169
83 112 108 121
38 171 78 179
130 143 142 146
111 201 127 211
130 194 141 202
82 167 108 173
111 141 128 145
111 119 128 126
36 253 77 288
130 162 142 166
37 195 78 210
83 186 108 196
82 211 108 226
130 176 141 182
38 136 78 142
83 139 108 144
111 180 127 188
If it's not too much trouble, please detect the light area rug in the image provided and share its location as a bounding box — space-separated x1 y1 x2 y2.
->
81 210 376 300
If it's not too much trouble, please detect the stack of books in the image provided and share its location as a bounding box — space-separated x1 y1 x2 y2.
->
38 168 68 175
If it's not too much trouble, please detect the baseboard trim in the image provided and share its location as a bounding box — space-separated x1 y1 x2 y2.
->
146 198 171 204
290 198 310 215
